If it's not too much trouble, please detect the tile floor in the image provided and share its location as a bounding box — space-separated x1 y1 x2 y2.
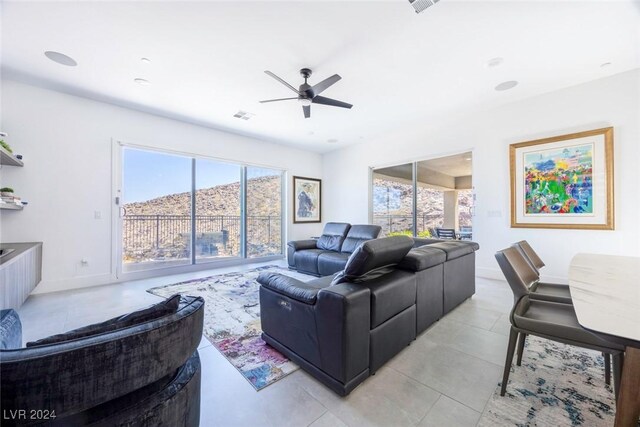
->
18 261 515 427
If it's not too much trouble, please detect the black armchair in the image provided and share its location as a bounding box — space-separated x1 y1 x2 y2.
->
0 296 204 426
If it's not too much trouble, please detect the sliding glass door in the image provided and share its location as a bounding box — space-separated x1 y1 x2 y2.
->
121 148 193 273
194 159 241 262
372 163 414 236
246 167 283 258
119 145 284 274
371 152 474 239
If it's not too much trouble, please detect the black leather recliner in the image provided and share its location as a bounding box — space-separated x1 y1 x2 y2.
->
259 236 415 395
287 223 382 276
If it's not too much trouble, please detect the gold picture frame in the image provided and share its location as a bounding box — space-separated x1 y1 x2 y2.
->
509 127 614 230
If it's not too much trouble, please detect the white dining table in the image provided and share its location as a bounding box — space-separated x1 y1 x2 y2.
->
569 253 640 427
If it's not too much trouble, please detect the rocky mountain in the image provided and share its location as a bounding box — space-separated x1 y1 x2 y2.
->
123 176 282 261
125 175 281 216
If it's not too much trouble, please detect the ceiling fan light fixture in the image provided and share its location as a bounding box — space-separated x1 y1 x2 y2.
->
299 98 312 107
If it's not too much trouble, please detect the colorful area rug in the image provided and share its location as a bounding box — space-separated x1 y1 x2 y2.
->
147 265 312 391
479 335 616 426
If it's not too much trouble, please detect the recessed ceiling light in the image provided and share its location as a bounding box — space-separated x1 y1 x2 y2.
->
327 139 338 144
134 78 150 86
486 57 504 68
141 57 151 63
600 62 612 68
44 51 77 66
464 156 472 161
495 80 518 91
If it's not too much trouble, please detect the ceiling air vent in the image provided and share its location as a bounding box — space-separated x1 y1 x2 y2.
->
233 111 255 120
408 0 441 14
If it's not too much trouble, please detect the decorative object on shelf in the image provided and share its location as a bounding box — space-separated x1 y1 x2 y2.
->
0 139 12 153
0 138 23 167
293 176 321 223
510 127 614 230
0 187 23 209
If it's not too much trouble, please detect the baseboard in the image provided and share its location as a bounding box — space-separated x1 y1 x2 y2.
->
476 266 568 285
31 273 116 295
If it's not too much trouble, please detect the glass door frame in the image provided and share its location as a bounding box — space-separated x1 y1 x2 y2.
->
112 140 286 281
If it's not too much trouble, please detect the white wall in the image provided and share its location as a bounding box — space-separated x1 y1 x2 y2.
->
0 80 324 293
323 69 640 283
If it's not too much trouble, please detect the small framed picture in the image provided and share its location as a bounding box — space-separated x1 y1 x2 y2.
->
510 127 614 230
293 176 321 223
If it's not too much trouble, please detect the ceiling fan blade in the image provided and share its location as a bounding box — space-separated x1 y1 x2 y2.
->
259 97 299 103
303 105 311 119
307 74 341 97
264 71 300 95
312 95 353 109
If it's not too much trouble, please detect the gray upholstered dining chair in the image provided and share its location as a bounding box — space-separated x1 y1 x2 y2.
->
513 240 545 272
512 240 572 304
495 247 625 399
511 240 612 384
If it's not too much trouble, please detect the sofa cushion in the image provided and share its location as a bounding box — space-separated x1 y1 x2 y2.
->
341 225 382 254
398 246 447 271
293 248 325 275
411 237 442 248
332 236 414 285
316 222 351 251
26 294 181 347
427 241 477 260
318 252 350 276
0 309 22 350
317 235 345 252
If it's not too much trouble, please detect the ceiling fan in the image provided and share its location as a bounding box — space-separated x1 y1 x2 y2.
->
260 68 353 118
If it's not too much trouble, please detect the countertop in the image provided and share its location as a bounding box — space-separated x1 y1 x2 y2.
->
0 242 43 266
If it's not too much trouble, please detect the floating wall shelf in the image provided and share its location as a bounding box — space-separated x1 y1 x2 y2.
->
0 146 24 167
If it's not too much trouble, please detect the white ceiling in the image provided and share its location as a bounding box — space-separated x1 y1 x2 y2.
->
2 1 639 153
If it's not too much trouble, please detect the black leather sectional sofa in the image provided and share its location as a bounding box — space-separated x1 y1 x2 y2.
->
287 222 381 276
258 234 479 396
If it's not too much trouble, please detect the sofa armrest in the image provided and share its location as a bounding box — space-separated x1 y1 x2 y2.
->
315 284 371 383
287 239 319 251
257 272 320 304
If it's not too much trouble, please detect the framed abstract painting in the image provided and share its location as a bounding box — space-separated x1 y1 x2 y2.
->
510 127 614 230
293 176 321 223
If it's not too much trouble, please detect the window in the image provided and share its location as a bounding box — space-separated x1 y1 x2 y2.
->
120 146 284 273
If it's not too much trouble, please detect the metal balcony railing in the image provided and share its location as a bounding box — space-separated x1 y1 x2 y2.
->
122 214 282 262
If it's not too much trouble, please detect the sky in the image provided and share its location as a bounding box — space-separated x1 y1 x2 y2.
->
123 147 280 203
